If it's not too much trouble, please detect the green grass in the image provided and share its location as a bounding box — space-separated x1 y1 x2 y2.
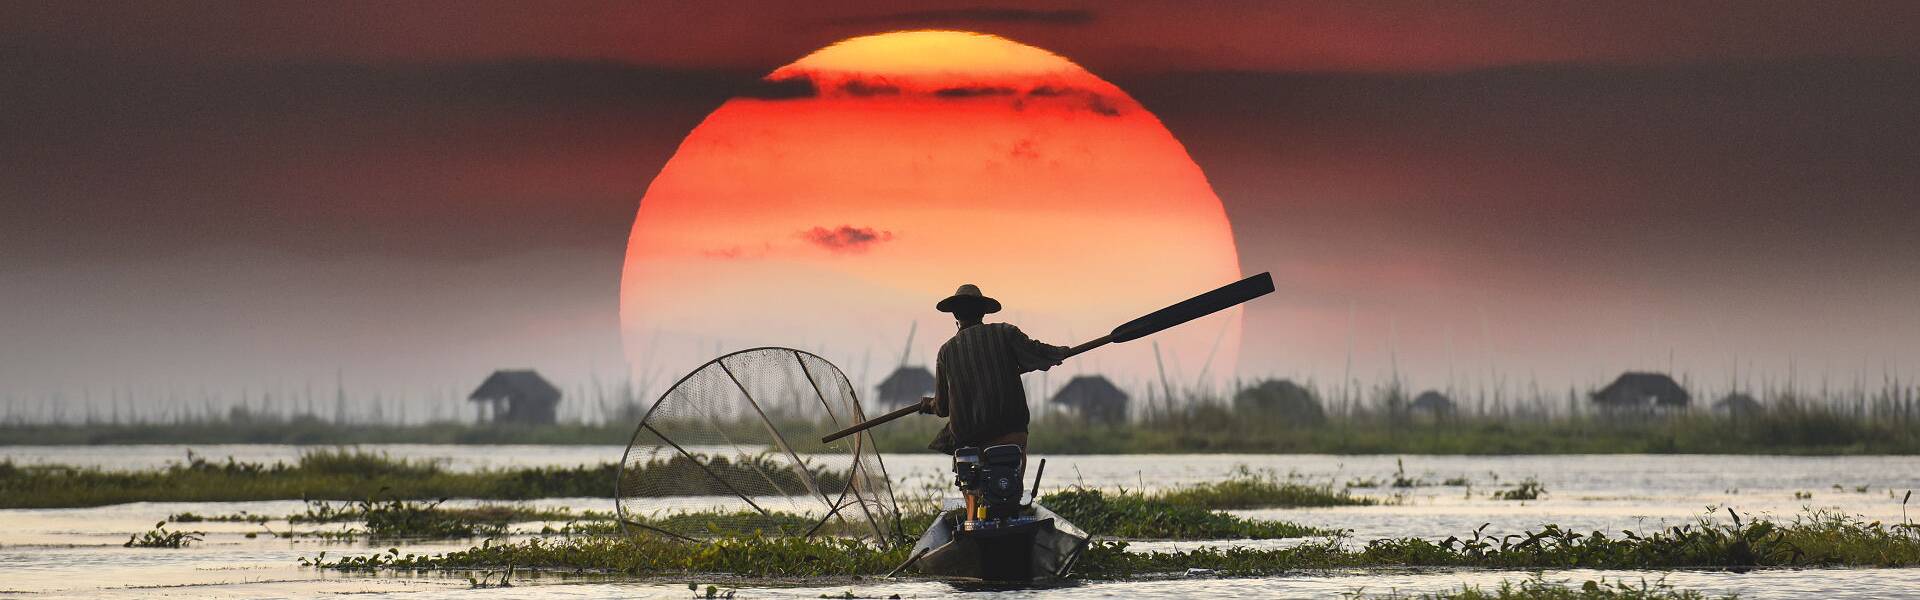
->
305 509 1920 579
0 449 838 509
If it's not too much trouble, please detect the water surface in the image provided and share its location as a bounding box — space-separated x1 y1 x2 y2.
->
4 446 1917 598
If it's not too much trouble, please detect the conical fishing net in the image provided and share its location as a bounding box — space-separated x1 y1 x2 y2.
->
616 347 899 544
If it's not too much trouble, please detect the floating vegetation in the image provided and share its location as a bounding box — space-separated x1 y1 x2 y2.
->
467 564 515 589
1086 509 1920 577
167 510 270 523
1495 478 1547 501
611 486 1320 543
356 498 507 539
1042 488 1339 539
287 497 593 525
1350 574 1732 599
1156 468 1375 509
0 449 844 508
1391 458 1422 488
306 535 907 578
304 509 1920 579
124 521 204 548
1346 460 1472 491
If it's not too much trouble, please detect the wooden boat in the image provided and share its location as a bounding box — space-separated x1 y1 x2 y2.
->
902 498 1091 582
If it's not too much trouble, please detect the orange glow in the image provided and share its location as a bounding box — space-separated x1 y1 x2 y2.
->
770 30 1087 87
623 31 1243 394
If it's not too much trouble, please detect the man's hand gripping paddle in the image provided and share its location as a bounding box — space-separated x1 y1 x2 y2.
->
820 272 1275 444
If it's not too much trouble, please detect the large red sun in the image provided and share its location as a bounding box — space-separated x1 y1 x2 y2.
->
623 31 1242 400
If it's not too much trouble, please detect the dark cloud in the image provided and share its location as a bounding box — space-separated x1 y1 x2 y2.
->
828 8 1095 27
799 226 895 254
0 53 758 266
934 86 1018 98
737 75 818 100
841 80 901 97
1084 94 1122 116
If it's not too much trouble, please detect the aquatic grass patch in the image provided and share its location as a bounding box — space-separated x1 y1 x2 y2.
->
0 449 838 508
294 448 444 478
355 498 509 539
607 487 1332 543
1495 478 1547 501
167 510 271 523
1081 508 1920 577
285 498 606 526
287 497 631 540
306 534 910 578
124 521 204 548
1351 575 1733 599
1039 488 1339 539
304 509 1920 579
1156 468 1376 509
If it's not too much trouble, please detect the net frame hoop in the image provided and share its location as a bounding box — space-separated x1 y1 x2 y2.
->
615 346 894 541
793 348 889 541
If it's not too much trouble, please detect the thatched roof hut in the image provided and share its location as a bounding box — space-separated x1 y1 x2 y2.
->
1713 392 1763 417
1410 390 1456 416
1233 379 1326 426
1591 372 1690 409
469 369 562 425
875 366 935 408
1052 375 1129 424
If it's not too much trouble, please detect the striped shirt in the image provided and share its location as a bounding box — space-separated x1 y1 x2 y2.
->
927 322 1070 454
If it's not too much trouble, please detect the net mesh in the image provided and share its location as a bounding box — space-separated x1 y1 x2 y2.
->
616 347 898 544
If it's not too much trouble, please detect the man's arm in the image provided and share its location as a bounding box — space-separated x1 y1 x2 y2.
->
1006 325 1072 374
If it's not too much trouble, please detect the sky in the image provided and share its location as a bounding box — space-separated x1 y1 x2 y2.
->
4 2 1918 417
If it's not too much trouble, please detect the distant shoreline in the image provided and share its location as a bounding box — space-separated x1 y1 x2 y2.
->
3 412 1917 455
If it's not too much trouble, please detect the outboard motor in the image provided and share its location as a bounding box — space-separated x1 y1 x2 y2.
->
952 444 1031 532
947 444 1051 580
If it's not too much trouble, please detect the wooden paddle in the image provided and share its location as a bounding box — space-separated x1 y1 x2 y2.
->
820 272 1274 444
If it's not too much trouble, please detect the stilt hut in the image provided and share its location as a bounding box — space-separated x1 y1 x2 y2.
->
1713 392 1763 417
1591 372 1690 411
469 370 562 425
876 366 936 408
1409 390 1457 419
1233 379 1327 426
1051 375 1129 424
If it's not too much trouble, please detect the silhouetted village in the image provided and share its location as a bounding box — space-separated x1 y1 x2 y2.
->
7 351 1920 450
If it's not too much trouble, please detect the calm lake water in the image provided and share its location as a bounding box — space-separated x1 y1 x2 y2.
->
3 446 1918 598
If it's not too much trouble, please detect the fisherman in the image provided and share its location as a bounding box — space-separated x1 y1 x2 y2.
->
920 284 1072 455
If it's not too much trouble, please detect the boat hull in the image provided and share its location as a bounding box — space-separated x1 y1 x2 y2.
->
908 502 1091 582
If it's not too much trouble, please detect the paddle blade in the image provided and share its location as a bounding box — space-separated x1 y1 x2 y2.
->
1108 272 1273 343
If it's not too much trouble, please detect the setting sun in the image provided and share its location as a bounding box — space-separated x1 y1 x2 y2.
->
622 31 1243 392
